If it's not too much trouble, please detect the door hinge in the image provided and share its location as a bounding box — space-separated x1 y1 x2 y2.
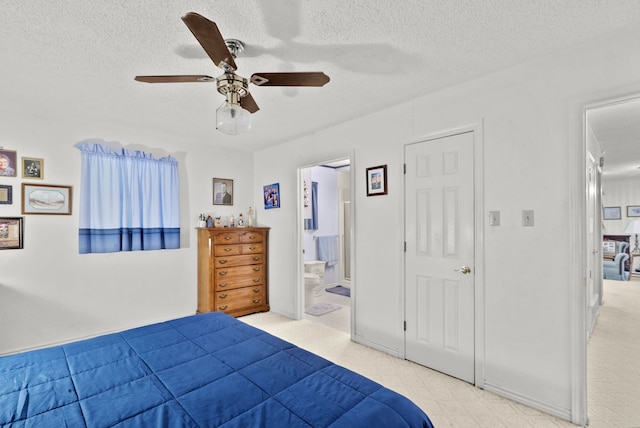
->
403 163 406 174
404 241 406 252
403 321 407 331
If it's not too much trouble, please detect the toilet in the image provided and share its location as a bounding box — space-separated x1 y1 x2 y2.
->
304 273 321 307
304 261 326 307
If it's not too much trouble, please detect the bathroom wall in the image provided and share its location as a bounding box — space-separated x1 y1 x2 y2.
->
303 165 339 285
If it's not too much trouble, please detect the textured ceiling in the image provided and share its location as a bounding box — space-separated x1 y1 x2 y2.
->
2 1 640 152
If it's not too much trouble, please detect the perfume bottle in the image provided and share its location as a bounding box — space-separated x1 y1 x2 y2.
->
247 206 254 227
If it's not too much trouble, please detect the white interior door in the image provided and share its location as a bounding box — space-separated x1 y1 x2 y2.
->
404 131 475 383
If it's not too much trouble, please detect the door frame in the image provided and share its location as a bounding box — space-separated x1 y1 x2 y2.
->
403 121 485 386
572 85 640 426
294 155 356 335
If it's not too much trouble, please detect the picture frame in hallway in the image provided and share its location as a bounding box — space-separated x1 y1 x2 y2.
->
21 157 43 179
0 217 23 249
603 206 621 220
627 205 640 217
263 183 280 209
366 164 387 196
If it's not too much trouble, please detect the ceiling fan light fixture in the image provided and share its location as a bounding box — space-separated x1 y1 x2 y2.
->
216 100 251 135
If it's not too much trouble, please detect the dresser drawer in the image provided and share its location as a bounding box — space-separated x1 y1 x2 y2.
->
215 265 264 291
213 232 240 244
215 286 264 313
213 243 263 257
214 254 263 268
240 232 263 243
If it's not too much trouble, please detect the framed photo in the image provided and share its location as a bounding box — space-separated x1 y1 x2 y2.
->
0 185 12 204
264 183 280 209
0 217 23 250
366 164 388 196
0 149 17 177
21 183 72 215
603 206 621 220
213 178 233 205
627 206 640 217
22 157 43 179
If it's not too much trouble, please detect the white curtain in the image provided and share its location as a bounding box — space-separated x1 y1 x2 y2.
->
75 141 180 254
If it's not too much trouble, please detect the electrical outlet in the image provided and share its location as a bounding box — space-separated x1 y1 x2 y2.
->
522 210 534 227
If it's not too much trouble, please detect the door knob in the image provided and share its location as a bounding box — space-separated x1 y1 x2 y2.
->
454 266 471 275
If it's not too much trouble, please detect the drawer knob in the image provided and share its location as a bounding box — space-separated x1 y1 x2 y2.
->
224 236 232 240
248 235 256 240
253 267 261 272
252 299 261 304
218 259 228 265
224 248 232 252
219 293 227 299
253 288 260 293
249 246 256 250
252 278 260 283
218 271 228 276
252 256 260 261
219 283 228 287
218 305 228 310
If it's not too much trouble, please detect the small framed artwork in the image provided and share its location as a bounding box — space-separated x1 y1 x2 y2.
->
0 217 23 250
0 185 12 204
627 205 640 217
264 183 280 209
0 149 17 177
22 157 43 179
21 183 72 215
366 164 388 196
603 206 622 220
213 178 233 205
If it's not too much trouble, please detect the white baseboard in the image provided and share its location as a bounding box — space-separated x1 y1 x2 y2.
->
352 333 401 358
483 381 572 422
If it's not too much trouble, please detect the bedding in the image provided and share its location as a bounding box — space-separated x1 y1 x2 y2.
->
1 312 433 427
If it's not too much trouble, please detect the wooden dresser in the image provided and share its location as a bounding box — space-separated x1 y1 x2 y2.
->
197 227 269 317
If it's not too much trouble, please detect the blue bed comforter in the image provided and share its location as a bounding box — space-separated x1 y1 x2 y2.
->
1 312 433 427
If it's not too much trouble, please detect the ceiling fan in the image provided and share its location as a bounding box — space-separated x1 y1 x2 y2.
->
135 12 330 135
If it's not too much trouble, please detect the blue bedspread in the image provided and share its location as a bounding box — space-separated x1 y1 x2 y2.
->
1 312 433 427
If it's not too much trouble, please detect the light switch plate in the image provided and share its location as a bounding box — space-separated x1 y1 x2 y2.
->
522 210 534 226
489 211 500 226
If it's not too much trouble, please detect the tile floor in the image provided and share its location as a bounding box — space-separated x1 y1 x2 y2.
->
242 279 639 426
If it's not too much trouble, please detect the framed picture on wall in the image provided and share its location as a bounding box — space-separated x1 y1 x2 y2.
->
0 149 17 177
212 178 233 205
366 164 387 196
0 185 12 204
603 206 622 220
0 217 23 250
21 183 72 215
22 157 43 179
627 205 640 217
264 183 280 209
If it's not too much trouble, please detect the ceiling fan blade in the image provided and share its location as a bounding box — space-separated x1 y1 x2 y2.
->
135 75 215 83
250 72 330 87
181 12 237 72
240 93 260 114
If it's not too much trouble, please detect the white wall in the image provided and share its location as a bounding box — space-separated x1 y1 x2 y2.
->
253 28 640 421
0 108 254 355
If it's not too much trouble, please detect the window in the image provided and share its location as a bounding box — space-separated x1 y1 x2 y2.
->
75 141 180 254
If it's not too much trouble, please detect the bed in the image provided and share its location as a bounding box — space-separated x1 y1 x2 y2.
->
1 312 433 427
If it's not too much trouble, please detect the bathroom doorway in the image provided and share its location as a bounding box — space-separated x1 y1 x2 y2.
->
299 158 352 334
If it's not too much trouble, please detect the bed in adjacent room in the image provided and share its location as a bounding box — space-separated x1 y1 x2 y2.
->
0 312 433 427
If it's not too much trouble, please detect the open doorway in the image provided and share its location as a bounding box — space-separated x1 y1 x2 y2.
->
584 94 640 424
299 159 352 334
